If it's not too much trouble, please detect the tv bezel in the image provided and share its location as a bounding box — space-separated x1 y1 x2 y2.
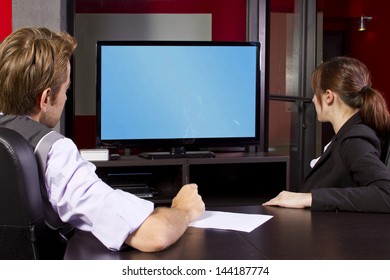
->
96 40 262 152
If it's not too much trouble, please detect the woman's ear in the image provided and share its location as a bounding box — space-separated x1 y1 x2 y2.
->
324 89 335 105
39 88 51 112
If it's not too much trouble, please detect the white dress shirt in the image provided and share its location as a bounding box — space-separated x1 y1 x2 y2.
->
45 137 154 251
310 141 332 168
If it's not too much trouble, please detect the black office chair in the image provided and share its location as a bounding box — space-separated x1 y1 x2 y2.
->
0 127 65 259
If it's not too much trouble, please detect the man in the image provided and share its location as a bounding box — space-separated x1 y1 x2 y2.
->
0 27 205 252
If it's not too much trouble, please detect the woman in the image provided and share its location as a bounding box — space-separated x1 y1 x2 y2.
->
263 56 390 212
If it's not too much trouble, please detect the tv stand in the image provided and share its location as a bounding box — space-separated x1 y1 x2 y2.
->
138 147 216 160
91 152 289 205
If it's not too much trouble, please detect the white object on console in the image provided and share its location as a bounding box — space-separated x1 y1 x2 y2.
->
80 149 109 161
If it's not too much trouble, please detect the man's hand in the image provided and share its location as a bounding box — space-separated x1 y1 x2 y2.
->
171 183 205 223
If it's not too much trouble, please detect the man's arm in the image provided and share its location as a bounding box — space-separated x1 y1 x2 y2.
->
125 183 205 252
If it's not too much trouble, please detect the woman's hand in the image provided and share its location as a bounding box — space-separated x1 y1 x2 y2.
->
262 191 312 209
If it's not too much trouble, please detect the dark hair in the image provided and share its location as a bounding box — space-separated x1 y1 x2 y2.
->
311 56 390 140
0 27 77 115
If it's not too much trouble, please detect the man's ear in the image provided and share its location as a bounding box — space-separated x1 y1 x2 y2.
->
39 88 51 112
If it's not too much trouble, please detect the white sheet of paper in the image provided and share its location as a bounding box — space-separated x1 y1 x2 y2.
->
189 210 273 232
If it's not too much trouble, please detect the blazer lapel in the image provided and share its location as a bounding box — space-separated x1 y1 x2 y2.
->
304 113 362 178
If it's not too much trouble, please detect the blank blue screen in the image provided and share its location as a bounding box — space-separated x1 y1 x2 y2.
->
100 44 258 141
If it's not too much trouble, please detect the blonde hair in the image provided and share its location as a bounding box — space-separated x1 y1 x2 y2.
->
0 27 77 115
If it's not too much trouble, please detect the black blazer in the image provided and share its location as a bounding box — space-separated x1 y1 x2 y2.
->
300 113 390 212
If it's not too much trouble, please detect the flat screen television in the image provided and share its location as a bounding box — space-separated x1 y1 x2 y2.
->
96 40 262 159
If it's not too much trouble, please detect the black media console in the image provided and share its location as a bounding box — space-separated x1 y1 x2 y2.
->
91 152 289 206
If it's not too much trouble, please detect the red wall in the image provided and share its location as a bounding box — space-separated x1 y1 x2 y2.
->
0 0 12 41
323 0 390 106
76 0 247 42
345 0 390 106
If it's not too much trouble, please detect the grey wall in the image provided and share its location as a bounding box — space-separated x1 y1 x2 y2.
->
12 0 67 133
